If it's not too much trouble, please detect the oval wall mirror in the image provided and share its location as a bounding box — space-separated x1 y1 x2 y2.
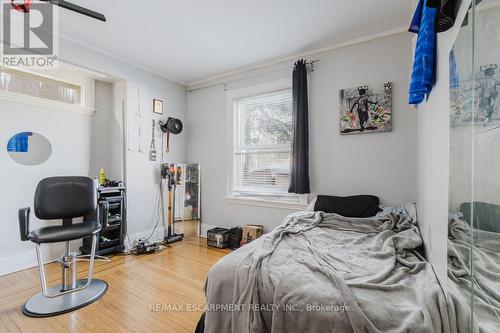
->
7 132 52 166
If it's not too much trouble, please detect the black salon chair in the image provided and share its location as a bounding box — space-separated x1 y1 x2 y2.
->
19 176 109 317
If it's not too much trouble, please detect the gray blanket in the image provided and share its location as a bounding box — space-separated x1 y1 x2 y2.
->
447 218 500 333
205 211 450 333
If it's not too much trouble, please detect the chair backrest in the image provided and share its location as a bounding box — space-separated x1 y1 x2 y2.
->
34 177 96 220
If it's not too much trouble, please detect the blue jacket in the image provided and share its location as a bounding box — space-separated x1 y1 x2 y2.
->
409 0 438 105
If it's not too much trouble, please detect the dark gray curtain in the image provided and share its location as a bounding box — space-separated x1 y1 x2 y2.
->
288 59 310 194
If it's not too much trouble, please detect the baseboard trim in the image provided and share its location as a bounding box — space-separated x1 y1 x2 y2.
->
1 226 165 276
2 225 215 276
0 250 41 277
0 240 82 277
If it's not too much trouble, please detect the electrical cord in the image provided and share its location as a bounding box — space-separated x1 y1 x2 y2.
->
125 238 168 256
143 184 162 241
123 123 168 255
124 183 162 252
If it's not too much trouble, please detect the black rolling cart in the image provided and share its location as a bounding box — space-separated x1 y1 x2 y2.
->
81 186 126 255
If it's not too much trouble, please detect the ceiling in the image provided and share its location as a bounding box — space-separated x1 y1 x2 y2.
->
57 0 413 85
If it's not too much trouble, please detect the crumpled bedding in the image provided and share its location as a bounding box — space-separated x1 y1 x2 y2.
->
447 217 500 333
204 209 450 333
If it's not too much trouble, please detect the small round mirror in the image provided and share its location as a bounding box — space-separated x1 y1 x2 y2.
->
7 132 52 166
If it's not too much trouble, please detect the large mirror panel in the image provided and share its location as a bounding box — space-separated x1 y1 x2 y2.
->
448 1 500 331
471 0 500 329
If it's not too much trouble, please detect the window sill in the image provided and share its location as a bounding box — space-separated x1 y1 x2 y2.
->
225 196 308 211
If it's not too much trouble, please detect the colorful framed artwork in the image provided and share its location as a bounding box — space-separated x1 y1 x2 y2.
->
339 82 392 134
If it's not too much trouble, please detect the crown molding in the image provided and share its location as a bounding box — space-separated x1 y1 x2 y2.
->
50 25 408 88
187 26 408 88
56 33 188 86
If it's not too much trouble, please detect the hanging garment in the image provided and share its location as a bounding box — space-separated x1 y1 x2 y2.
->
449 49 460 89
409 0 424 33
7 132 30 153
409 0 439 105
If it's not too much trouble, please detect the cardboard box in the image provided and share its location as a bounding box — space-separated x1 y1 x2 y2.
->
242 225 264 244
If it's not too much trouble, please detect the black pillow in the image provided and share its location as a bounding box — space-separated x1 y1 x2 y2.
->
314 195 381 218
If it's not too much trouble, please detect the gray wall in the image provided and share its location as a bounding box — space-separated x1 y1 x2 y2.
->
187 33 416 233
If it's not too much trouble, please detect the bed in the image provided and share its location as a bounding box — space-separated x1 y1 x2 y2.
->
447 204 500 333
198 201 450 333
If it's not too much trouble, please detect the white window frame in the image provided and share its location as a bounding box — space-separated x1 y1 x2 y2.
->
225 79 308 210
0 65 95 116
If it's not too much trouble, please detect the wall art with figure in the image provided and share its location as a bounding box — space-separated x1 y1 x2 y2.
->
339 82 392 135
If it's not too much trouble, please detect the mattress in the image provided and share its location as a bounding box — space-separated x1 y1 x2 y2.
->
203 208 449 333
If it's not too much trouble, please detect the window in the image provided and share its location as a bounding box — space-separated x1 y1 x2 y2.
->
232 89 299 202
0 67 82 105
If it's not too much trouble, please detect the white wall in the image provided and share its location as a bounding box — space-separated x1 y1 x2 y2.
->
59 38 187 243
187 33 416 233
124 82 186 240
60 39 187 244
0 99 93 275
0 38 187 275
415 0 470 286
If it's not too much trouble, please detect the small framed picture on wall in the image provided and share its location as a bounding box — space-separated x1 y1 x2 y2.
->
153 99 164 115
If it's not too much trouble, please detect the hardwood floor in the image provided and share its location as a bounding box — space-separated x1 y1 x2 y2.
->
174 220 200 239
0 236 230 333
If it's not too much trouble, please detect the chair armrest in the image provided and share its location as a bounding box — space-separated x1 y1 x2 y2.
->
18 207 31 241
98 201 109 230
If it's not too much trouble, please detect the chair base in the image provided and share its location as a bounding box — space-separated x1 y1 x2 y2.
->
22 279 108 318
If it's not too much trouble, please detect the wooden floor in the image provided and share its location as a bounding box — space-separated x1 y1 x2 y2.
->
0 236 230 333
174 220 200 239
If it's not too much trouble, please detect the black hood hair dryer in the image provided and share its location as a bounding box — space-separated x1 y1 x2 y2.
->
159 117 183 153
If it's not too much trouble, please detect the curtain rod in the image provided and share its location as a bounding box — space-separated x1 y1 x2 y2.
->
186 59 320 94
306 60 320 72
